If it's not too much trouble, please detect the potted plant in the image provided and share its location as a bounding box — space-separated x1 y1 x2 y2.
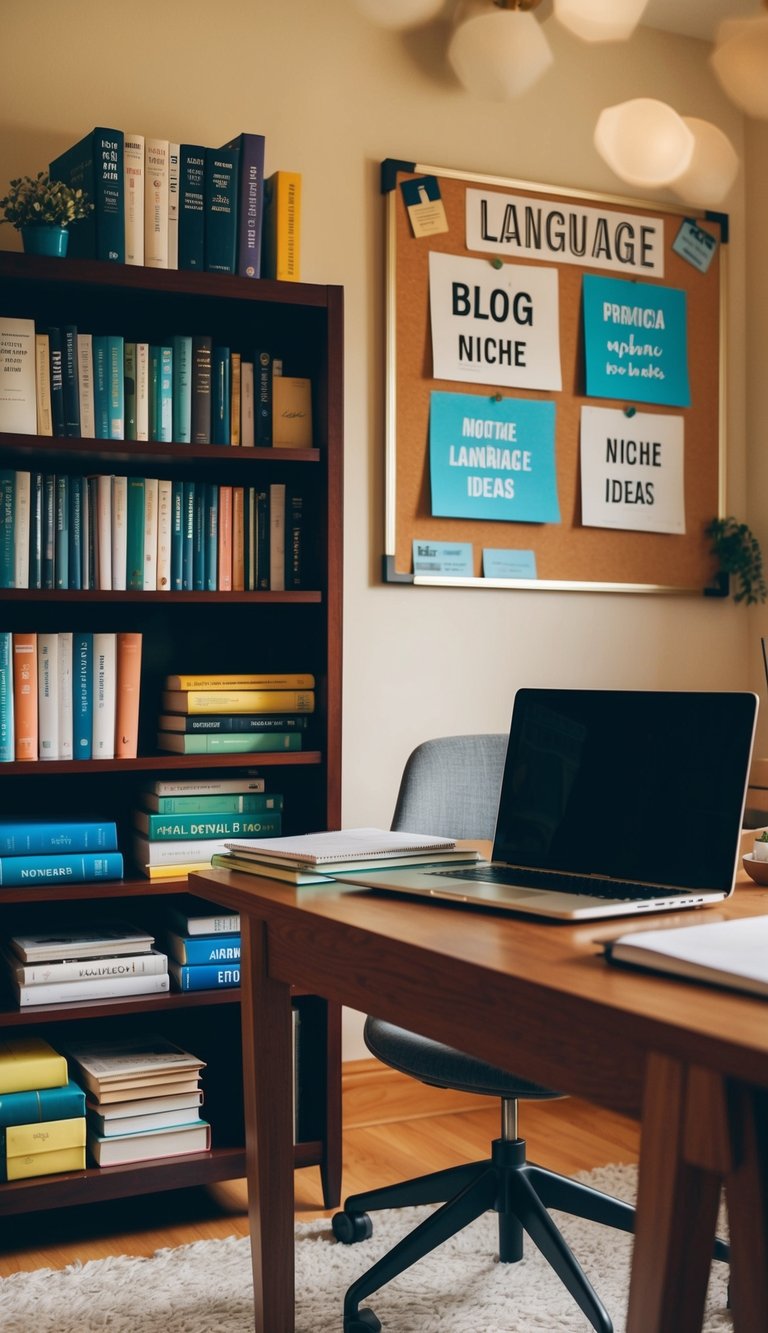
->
0 171 92 257
706 516 767 605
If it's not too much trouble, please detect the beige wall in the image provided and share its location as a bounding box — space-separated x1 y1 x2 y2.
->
1 3 758 1056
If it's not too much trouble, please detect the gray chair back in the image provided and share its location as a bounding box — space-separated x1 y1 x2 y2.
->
391 734 507 842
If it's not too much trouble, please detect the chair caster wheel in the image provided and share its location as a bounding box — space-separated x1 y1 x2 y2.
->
344 1309 381 1332
332 1209 373 1244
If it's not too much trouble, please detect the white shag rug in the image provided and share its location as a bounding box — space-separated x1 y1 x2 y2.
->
0 1165 731 1332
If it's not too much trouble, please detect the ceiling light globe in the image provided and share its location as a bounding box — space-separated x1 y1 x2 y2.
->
554 0 648 43
353 0 445 29
594 99 694 189
711 15 768 119
448 4 553 100
669 118 738 207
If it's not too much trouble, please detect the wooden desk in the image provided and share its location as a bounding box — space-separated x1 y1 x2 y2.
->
190 866 768 1333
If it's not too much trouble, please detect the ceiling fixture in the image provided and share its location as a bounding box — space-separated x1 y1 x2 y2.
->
553 0 648 44
447 1 554 101
669 117 739 207
711 13 768 120
352 0 445 27
594 99 694 190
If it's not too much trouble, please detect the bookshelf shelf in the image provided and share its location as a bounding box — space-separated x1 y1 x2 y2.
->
0 253 344 1217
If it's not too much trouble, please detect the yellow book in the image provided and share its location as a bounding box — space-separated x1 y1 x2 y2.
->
262 170 301 281
143 862 213 881
162 689 315 715
6 1116 86 1156
273 376 313 449
164 672 314 691
0 1037 68 1094
6 1144 86 1181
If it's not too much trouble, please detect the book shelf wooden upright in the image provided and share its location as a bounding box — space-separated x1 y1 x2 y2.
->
0 252 343 1217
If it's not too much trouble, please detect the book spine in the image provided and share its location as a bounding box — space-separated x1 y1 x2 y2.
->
0 633 12 763
159 712 308 733
57 630 73 760
255 350 272 446
0 471 13 589
124 133 145 266
35 334 53 436
182 480 195 591
0 317 37 434
172 335 192 443
107 334 125 440
92 632 117 759
167 933 241 965
145 792 278 813
72 632 92 759
218 485 233 591
6 1117 86 1154
17 971 166 1006
48 327 65 437
92 334 109 439
212 346 231 445
37 632 58 761
111 472 128 591
13 469 30 589
269 481 286 591
28 471 43 589
232 486 245 591
228 132 265 279
263 170 301 281
204 146 238 274
240 360 255 448
144 138 169 269
143 476 159 591
171 479 184 591
61 325 80 437
165 672 313 689
84 475 95 589
156 478 172 591
50 128 125 263
169 908 240 934
170 962 240 990
77 333 95 439
192 483 206 591
157 732 302 754
167 142 180 270
0 1081 85 1129
205 482 218 590
42 473 55 589
115 631 142 759
0 817 117 855
6 1145 86 1180
15 954 165 987
151 776 265 796
126 475 145 590
54 474 69 589
96 473 112 590
178 145 206 271
285 490 304 589
151 346 173 443
135 342 149 442
163 686 314 712
124 342 137 440
190 336 212 444
68 475 83 591
230 351 241 445
137 810 281 840
12 633 37 761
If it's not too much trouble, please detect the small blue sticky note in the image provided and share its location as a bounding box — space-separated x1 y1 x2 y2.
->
483 549 537 580
672 218 718 274
412 539 473 577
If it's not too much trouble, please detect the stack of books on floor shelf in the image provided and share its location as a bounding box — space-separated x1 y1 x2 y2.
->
0 819 124 889
212 827 483 884
1 921 166 1008
0 1037 86 1181
64 1033 209 1167
163 896 241 992
156 671 314 756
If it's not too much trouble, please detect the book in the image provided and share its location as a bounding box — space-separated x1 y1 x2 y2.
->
157 732 302 755
178 144 206 271
204 482 218 590
167 142 180 269
5 1143 86 1180
106 334 124 439
61 325 80 437
170 479 184 589
230 351 241 445
72 631 92 759
67 475 83 590
204 145 238 274
92 1104 202 1137
124 342 137 439
92 334 109 438
212 346 231 445
0 472 14 588
165 671 314 690
157 478 172 591
143 862 213 882
5 1116 86 1156
48 327 65 436
218 484 233 590
0 851 124 887
54 473 69 589
225 827 459 868
262 170 302 281
182 480 195 590
0 1036 68 1094
164 931 241 966
87 1077 203 1104
165 898 240 935
0 318 36 435
12 632 37 761
34 333 53 436
0 632 12 762
65 1033 204 1092
604 915 768 998
232 486 245 590
169 960 240 991
88 1118 210 1166
220 132 266 279
133 810 281 841
255 349 272 446
49 127 125 263
133 831 258 867
15 971 169 1008
115 631 142 759
143 475 159 589
215 846 481 880
269 481 285 590
96 472 112 588
43 476 55 587
76 333 95 438
57 630 73 759
273 376 312 449
149 346 173 443
141 791 276 814
92 631 117 759
111 472 128 591
9 924 153 963
28 471 43 588
136 341 150 441
241 360 255 447
161 688 315 714
126 474 145 590
193 482 206 590
13 469 30 588
7 949 167 987
0 1079 85 1129
90 1088 202 1122
285 490 304 589
144 137 170 269
158 713 308 734
124 132 145 266
149 775 265 797
211 851 331 885
37 632 59 759
172 335 192 443
191 335 212 444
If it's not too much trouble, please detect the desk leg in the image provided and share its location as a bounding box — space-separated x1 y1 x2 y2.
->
626 1053 721 1333
240 914 296 1333
725 1083 768 1331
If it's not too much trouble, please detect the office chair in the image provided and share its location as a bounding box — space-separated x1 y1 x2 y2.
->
332 734 728 1333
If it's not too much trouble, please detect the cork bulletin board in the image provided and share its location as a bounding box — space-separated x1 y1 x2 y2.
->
381 158 727 593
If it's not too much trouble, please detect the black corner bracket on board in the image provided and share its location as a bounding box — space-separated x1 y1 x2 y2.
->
382 555 414 583
705 211 729 244
381 159 416 194
704 571 730 599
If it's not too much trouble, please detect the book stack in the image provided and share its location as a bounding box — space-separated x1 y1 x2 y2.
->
2 921 167 1008
0 819 124 890
64 1032 210 1167
131 774 269 880
156 671 313 757
0 1036 86 1181
163 897 241 993
212 827 482 884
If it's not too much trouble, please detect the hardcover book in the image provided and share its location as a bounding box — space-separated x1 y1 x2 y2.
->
149 346 173 443
65 1033 204 1089
72 631 92 759
133 809 281 840
126 475 145 590
0 1078 85 1129
115 631 142 759
149 775 265 797
57 630 73 759
61 325 80 437
0 851 124 888
0 1036 68 1094
172 335 192 443
156 732 302 754
15 971 169 1008
167 142 180 269
144 137 170 269
164 931 241 966
92 1103 202 1137
5 1143 85 1181
9 924 153 963
204 146 238 274
13 470 31 589
143 476 159 590
273 376 312 449
88 1118 210 1167
7 949 166 988
124 132 145 266
220 131 266 278
0 632 12 762
0 817 129 854
34 333 53 436
96 472 113 589
92 631 117 759
47 327 65 437
5 1116 86 1157
169 961 240 991
165 897 240 935
77 332 95 438
111 472 128 591
161 687 315 714
212 346 231 445
0 472 14 589
158 712 308 734
140 790 275 814
191 335 212 444
157 478 172 591
12 632 37 761
0 318 37 435
254 349 272 446
68 476 83 591
178 145 206 271
49 127 125 263
37 632 59 760
262 170 301 281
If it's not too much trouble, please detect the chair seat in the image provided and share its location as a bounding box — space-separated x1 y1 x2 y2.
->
364 1017 562 1100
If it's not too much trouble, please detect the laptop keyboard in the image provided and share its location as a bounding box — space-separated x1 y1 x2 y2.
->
431 865 676 901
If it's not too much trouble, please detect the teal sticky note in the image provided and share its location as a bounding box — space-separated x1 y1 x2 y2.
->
483 549 537 580
412 539 473 577
582 274 691 408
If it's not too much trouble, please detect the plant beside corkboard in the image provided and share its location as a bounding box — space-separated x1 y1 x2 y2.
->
706 516 767 604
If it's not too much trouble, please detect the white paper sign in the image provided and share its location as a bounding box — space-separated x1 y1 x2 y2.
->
580 406 685 535
429 251 562 391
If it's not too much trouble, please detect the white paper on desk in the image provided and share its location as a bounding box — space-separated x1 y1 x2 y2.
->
607 916 768 997
225 827 456 866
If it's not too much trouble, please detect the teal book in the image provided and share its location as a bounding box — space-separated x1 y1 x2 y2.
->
126 475 145 590
85 475 98 590
0 1078 86 1130
28 472 43 589
47 327 65 438
68 475 83 590
49 127 125 263
193 483 206 591
182 480 195 590
134 809 281 841
149 345 173 443
157 732 301 755
254 350 272 446
178 145 206 271
205 483 218 590
0 820 118 856
171 479 184 590
0 851 124 887
54 474 69 590
211 347 231 445
73 632 93 759
191 335 212 444
61 326 80 438
219 132 266 279
172 336 192 443
204 146 238 274
42 473 55 589
165 932 241 966
142 792 281 815
124 343 137 440
0 471 14 588
107 335 125 440
92 335 110 439
169 959 240 991
0 632 13 762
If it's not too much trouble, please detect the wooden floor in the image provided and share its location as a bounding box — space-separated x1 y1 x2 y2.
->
0 1062 640 1278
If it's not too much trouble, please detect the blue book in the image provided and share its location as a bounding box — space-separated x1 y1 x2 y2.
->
0 632 13 763
255 350 272 446
212 347 231 445
0 1079 86 1130
0 851 124 888
68 475 83 590
150 346 173 443
182 481 195 591
178 145 206 271
0 820 118 856
205 483 218 590
49 127 125 263
92 335 110 439
169 959 240 991
107 335 125 440
73 632 93 759
0 471 14 589
172 336 192 443
171 479 184 591
42 473 55 589
193 483 206 591
204 146 238 274
220 132 266 279
47 327 65 438
28 471 43 589
54 474 69 590
166 932 241 966
62 326 80 437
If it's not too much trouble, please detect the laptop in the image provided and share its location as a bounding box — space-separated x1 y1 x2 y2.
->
341 688 758 921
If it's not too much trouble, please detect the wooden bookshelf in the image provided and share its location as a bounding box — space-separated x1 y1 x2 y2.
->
0 252 343 1216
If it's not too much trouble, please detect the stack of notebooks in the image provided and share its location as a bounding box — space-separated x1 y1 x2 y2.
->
0 1036 86 1180
0 818 124 890
2 922 167 1008
211 827 482 884
156 671 314 756
65 1032 210 1167
163 897 241 992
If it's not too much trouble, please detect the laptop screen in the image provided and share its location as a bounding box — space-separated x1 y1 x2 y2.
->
493 689 757 892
